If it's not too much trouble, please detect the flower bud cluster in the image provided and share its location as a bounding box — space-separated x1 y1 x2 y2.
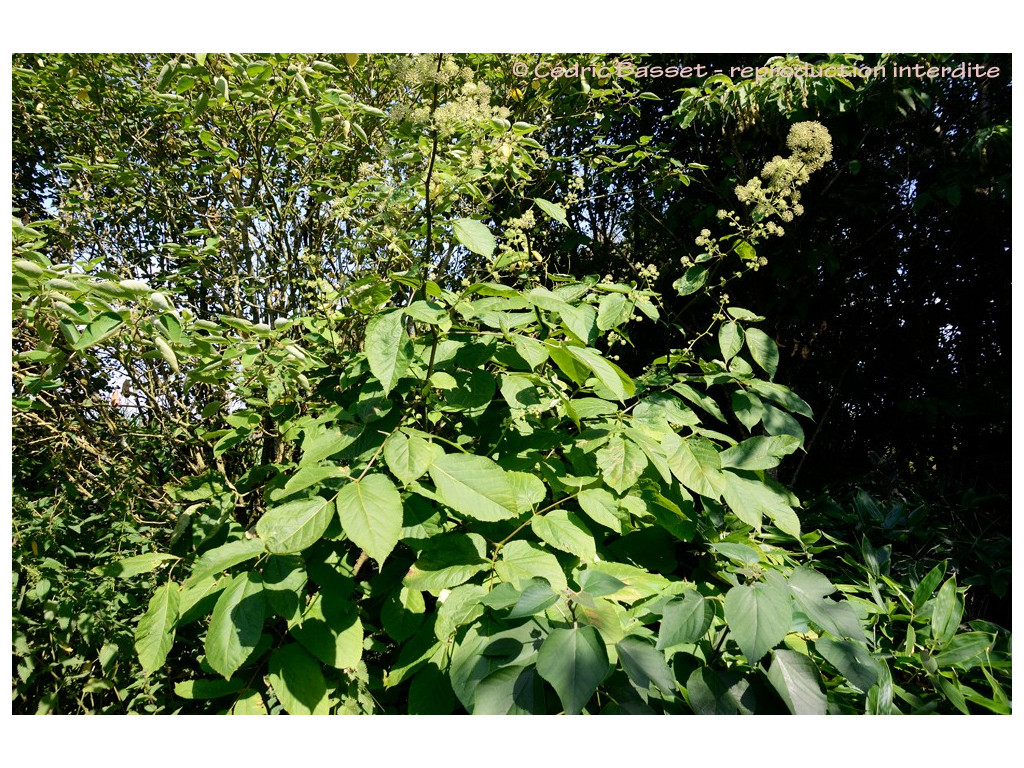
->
493 209 538 269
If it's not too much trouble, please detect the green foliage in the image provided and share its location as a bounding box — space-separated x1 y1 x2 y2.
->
12 53 1010 715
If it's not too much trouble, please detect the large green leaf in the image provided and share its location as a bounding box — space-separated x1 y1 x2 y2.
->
277 465 349 499
746 380 814 419
508 471 547 514
745 327 779 379
686 667 755 714
911 560 947 611
230 689 268 715
673 265 708 296
512 334 548 369
261 554 307 624
174 678 246 700
408 664 457 714
335 474 402 564
95 552 179 579
382 586 426 642
762 403 805 443
596 434 648 494
531 509 597 561
663 433 725 499
586 561 669 603
536 626 609 714
931 632 994 668
624 428 674 484
267 644 332 715
719 435 800 471
597 292 631 331
255 496 334 554
439 368 496 415
135 582 180 675
615 636 676 697
632 393 699 431
449 620 542 711
434 584 487 641
559 304 598 346
814 637 880 692
577 488 626 533
767 649 826 715
364 309 412 395
495 540 568 591
204 571 266 680
291 593 363 669
404 533 488 593
507 577 560 619
930 577 964 647
724 576 792 663
721 471 801 538
566 345 635 400
534 197 568 226
383 431 441 485
454 218 496 258
72 311 124 350
428 453 520 521
732 390 764 431
299 423 363 466
719 321 744 362
656 590 713 649
576 569 626 598
473 665 543 715
188 538 266 584
788 566 865 641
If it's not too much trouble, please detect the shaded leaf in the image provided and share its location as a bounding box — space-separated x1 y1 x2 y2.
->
657 590 713 649
767 649 826 715
204 572 266 680
267 644 331 715
814 637 880 692
536 626 609 714
616 636 676 696
291 593 363 669
724 577 792 663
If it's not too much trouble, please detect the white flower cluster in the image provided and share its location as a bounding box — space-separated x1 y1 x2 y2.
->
389 56 511 138
732 121 832 227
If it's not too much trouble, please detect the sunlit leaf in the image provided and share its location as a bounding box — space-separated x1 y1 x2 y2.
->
135 582 179 675
335 474 403 565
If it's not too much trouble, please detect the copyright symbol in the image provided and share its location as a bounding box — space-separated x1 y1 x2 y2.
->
512 61 528 77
